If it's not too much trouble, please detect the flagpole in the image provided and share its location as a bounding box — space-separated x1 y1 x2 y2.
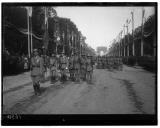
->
31 15 33 54
131 11 135 56
123 25 125 57
141 8 145 56
27 8 31 58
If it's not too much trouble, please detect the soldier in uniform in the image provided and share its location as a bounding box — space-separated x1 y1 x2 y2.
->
69 52 75 81
105 56 108 69
86 54 93 83
103 56 106 69
97 55 101 69
80 53 87 81
119 57 123 71
73 51 80 82
30 49 43 95
49 52 57 84
59 52 68 83
41 46 47 82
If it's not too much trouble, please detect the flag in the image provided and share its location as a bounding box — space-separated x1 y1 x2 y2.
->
26 7 32 17
142 8 145 19
45 7 48 25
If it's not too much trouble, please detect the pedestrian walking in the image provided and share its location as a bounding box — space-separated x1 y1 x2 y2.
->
49 52 58 84
80 53 87 81
86 54 93 84
30 49 43 96
69 52 75 81
73 51 80 82
59 52 68 83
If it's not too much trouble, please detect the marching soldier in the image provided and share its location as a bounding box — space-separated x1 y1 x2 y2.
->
106 56 108 69
41 46 47 82
97 55 101 69
119 57 123 71
49 52 57 84
80 53 87 81
73 51 80 82
69 52 75 81
59 51 68 83
102 56 106 69
30 49 43 96
86 54 93 83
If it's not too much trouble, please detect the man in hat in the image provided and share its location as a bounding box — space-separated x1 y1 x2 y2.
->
49 52 58 84
30 49 43 95
69 52 75 81
73 51 80 82
59 51 68 83
80 53 87 81
86 54 93 83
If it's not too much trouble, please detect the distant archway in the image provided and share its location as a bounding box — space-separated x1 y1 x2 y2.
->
96 46 107 56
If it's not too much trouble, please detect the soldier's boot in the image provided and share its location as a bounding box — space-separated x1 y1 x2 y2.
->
84 72 87 81
61 73 65 82
36 83 41 95
50 75 53 83
74 72 77 81
71 73 74 81
33 84 38 95
77 73 80 82
90 73 93 83
70 74 72 80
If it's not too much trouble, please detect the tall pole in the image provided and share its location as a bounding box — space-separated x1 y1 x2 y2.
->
141 8 145 56
131 11 135 56
27 8 31 58
126 19 130 57
30 16 33 53
123 25 125 57
120 31 123 56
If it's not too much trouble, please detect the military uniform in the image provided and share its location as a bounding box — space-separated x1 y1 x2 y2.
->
105 56 108 69
69 54 75 81
119 57 123 71
30 49 43 95
49 53 57 83
80 54 87 81
41 54 48 82
59 53 68 82
97 56 101 69
86 54 93 83
73 52 80 82
102 56 106 69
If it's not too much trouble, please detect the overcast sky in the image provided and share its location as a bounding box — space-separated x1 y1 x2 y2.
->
55 6 155 51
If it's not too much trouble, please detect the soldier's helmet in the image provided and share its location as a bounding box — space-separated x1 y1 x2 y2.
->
33 49 38 53
74 51 79 55
87 54 91 57
71 53 74 56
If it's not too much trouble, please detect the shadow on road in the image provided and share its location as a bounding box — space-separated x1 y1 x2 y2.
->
3 81 70 114
113 77 146 114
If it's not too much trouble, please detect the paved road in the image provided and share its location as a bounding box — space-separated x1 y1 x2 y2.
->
3 65 155 114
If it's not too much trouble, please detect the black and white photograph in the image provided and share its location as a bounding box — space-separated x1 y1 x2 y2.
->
1 2 157 125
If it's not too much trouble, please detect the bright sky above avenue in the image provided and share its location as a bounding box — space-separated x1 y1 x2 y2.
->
56 7 155 50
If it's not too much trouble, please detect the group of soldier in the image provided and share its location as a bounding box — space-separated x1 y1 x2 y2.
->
96 56 123 70
30 48 94 96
